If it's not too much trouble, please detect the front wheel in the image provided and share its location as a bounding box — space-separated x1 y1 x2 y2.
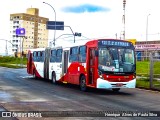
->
112 88 120 92
52 72 56 84
80 76 87 91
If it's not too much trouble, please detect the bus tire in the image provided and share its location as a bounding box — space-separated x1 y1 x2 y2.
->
52 72 56 84
80 76 87 91
112 88 120 92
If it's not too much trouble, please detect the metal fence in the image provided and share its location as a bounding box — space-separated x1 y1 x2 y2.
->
149 54 160 90
136 53 160 90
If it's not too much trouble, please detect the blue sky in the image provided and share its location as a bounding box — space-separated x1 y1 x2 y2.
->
1 0 160 54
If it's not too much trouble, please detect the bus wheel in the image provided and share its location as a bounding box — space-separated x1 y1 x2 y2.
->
52 72 56 84
112 88 120 92
80 76 87 91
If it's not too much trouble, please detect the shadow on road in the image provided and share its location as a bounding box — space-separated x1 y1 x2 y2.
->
26 77 134 96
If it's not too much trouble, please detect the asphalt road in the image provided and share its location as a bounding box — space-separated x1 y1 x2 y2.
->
0 67 160 120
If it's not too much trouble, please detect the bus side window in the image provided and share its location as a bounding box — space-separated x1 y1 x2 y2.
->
50 50 56 62
41 51 45 62
79 46 86 62
37 51 41 62
69 46 79 62
56 49 62 62
33 51 37 62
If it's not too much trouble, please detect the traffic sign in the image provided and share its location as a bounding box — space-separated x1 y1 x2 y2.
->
74 32 81 37
16 28 25 37
46 21 64 30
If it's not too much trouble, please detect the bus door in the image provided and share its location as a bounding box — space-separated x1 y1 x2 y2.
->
88 48 96 85
62 50 69 76
44 48 51 79
27 51 33 74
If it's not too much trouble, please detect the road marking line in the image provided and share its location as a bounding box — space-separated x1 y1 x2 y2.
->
19 76 33 79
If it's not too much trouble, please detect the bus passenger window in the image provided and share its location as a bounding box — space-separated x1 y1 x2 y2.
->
37 51 41 62
41 51 45 62
50 50 56 62
33 51 38 62
56 49 62 62
79 46 86 62
69 47 79 62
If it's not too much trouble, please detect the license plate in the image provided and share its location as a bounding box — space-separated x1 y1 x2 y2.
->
116 83 123 87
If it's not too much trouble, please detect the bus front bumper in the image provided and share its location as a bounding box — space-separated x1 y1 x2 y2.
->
96 78 136 89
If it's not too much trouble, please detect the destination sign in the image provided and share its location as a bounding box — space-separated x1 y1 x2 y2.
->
98 40 132 47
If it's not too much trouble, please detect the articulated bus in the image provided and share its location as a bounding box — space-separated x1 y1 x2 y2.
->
27 39 136 92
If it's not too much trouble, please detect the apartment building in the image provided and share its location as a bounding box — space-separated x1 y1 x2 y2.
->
10 8 49 56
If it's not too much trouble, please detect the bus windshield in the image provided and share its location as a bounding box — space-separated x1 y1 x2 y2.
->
98 47 135 73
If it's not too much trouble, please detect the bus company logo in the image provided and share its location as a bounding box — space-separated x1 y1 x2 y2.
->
118 78 121 81
2 112 11 117
1 112 42 118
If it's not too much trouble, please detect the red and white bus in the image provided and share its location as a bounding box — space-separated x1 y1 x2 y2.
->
27 39 136 92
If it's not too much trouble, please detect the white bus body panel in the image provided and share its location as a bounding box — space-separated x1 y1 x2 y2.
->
49 63 62 80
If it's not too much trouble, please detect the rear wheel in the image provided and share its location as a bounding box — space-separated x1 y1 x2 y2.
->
112 88 120 92
80 76 87 91
52 72 56 84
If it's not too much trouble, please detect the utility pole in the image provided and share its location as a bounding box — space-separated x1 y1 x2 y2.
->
5 40 8 56
146 14 151 60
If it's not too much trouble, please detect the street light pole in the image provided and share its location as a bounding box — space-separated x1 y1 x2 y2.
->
43 2 56 46
64 26 75 43
146 14 151 59
123 0 126 40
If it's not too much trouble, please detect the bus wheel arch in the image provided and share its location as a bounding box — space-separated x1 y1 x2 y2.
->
79 74 87 91
52 71 56 84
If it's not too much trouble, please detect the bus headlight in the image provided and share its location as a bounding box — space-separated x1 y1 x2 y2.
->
98 71 104 79
99 75 104 79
